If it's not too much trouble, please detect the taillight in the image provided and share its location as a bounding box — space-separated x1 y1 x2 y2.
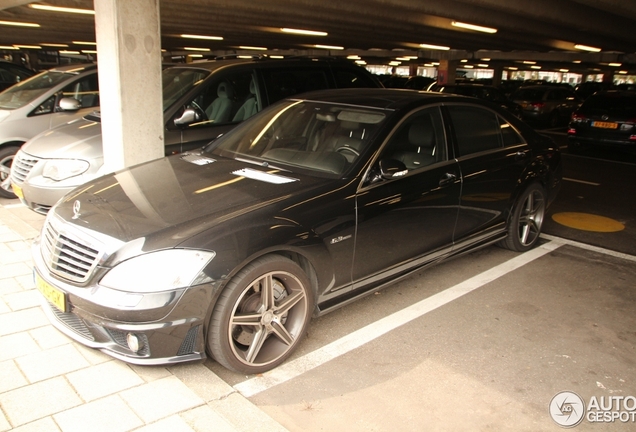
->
570 112 587 124
567 128 577 135
530 102 545 110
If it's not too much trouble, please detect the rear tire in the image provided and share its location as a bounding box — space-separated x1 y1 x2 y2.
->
500 183 546 252
207 254 314 374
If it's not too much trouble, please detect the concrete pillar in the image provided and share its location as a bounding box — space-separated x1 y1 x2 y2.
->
491 65 504 86
94 0 164 173
409 63 418 76
437 60 458 85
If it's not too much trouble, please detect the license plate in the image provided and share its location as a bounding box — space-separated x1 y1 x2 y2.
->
35 273 67 312
12 184 23 200
591 121 618 129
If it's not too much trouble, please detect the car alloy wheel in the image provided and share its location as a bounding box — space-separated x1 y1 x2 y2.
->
208 254 313 374
0 146 19 199
500 183 546 252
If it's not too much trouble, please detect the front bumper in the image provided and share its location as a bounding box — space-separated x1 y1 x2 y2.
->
32 238 223 365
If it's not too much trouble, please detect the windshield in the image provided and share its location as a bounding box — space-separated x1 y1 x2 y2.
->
0 70 76 109
207 99 388 177
162 67 210 111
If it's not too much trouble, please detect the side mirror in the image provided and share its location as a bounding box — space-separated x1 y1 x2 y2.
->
174 108 200 126
58 97 81 111
379 159 408 179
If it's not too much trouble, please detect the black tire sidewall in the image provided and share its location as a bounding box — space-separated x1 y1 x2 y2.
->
504 183 546 252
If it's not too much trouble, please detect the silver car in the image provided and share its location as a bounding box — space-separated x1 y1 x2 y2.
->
0 64 99 198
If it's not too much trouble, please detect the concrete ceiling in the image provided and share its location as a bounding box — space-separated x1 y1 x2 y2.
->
2 0 636 73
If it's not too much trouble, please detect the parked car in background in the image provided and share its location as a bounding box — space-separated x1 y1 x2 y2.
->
511 85 581 127
567 90 636 152
574 81 614 101
0 64 99 198
403 75 435 90
10 57 381 213
0 60 35 91
429 83 522 118
32 88 561 374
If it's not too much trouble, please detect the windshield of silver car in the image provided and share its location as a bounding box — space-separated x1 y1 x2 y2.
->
0 71 76 109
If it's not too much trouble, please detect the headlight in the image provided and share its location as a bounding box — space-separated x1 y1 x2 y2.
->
100 249 215 293
43 159 90 181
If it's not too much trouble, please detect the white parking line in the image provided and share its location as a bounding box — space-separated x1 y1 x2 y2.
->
1 202 26 209
235 240 564 397
563 177 600 186
541 233 636 263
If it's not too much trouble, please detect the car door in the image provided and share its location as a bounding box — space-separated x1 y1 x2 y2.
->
352 106 461 290
169 68 260 153
445 104 530 250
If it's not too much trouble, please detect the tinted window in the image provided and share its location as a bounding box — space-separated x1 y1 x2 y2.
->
583 93 636 112
261 68 329 103
0 70 77 109
381 106 447 170
499 117 525 146
447 105 502 156
175 69 257 128
162 67 211 110
512 88 546 101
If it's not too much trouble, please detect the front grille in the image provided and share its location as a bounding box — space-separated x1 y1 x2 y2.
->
47 302 95 341
41 219 101 282
11 152 40 183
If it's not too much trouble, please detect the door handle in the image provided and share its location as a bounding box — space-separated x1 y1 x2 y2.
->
515 151 527 161
439 172 457 187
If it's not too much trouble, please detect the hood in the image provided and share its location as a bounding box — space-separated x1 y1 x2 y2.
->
0 109 11 123
22 115 103 159
51 153 333 247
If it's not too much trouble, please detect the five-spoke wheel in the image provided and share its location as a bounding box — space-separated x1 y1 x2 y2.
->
207 255 313 374
500 183 546 252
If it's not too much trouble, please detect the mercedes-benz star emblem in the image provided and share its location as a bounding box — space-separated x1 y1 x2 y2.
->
72 200 81 219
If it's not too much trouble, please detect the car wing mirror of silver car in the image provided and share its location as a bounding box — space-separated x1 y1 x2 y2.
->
174 108 200 126
58 97 81 111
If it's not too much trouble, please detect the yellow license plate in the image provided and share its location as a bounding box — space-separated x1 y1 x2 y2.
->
592 121 618 129
35 273 67 312
12 184 23 199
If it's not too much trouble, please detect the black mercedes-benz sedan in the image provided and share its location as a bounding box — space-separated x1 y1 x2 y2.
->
33 88 562 374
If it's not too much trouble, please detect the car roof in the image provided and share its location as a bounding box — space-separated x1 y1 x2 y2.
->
47 63 98 73
291 88 468 110
163 56 367 73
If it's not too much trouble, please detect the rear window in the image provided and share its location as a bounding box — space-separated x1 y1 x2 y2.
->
512 88 546 101
261 68 330 103
583 93 636 112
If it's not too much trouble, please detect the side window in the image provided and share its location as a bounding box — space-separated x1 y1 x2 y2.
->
261 67 329 103
380 106 447 171
332 68 378 88
499 117 525 147
60 74 99 108
177 69 259 128
447 105 502 156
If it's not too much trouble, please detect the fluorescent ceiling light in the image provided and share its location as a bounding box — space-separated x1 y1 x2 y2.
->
30 4 94 14
572 60 582 64
281 28 327 36
14 45 41 49
396 57 412 61
463 65 474 69
478 64 489 67
347 55 361 60
420 43 450 50
389 61 401 66
608 63 622 67
314 44 344 50
0 20 40 27
522 61 536 64
269 55 284 59
574 44 601 52
188 54 203 58
481 58 491 61
73 41 96 46
507 67 518 70
460 59 468 63
618 70 628 74
82 50 97 54
59 50 80 55
41 43 69 47
181 34 223 41
0 46 18 50
559 69 569 72
452 21 497 34
184 47 210 51
239 46 267 50
531 65 542 69
355 60 367 65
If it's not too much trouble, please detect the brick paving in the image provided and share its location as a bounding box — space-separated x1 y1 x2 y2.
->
0 200 287 432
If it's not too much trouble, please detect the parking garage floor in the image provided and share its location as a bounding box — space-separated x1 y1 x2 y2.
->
1 130 635 431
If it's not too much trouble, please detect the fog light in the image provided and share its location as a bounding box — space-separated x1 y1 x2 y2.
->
127 333 143 352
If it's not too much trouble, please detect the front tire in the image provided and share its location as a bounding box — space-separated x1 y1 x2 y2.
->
0 146 20 199
207 254 314 374
500 183 546 252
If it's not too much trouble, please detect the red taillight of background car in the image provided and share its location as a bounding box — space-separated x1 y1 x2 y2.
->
570 112 586 122
567 128 577 135
530 102 545 110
